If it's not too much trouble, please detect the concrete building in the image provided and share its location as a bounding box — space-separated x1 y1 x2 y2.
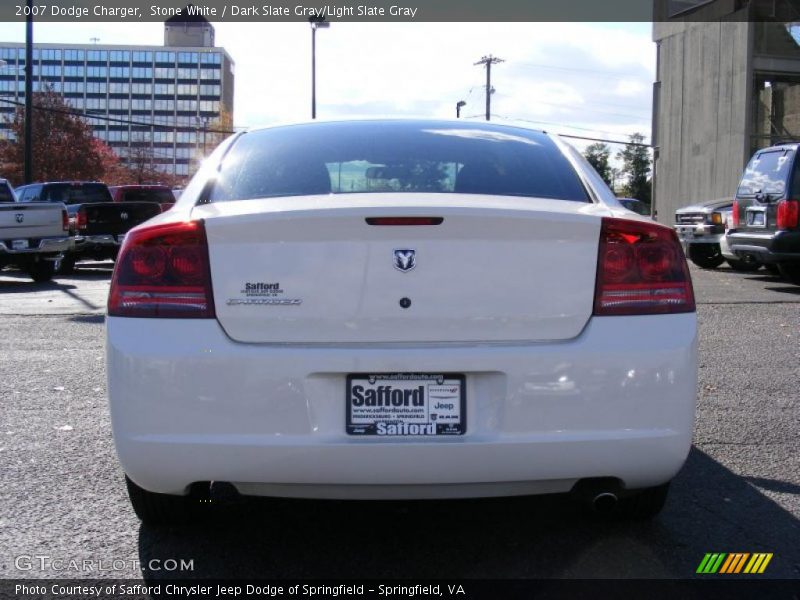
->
0 13 234 178
652 0 800 223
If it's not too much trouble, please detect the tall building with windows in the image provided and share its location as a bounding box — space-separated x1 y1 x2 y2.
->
0 14 234 178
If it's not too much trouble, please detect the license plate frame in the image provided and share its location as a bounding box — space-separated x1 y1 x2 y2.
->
346 373 466 436
11 239 29 250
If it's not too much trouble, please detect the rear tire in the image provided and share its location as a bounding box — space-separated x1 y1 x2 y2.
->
28 261 55 283
778 264 800 285
58 253 77 274
688 245 725 269
726 258 760 272
616 483 670 520
125 476 194 526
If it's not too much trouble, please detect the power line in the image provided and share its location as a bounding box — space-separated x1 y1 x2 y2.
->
489 113 650 142
482 113 651 147
514 61 651 83
0 96 235 134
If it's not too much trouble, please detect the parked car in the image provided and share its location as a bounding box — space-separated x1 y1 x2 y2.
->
0 178 70 282
109 185 176 212
618 197 650 216
15 181 162 273
727 143 800 284
674 198 759 270
107 119 698 526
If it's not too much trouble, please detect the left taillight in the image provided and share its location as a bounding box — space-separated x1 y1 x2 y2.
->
593 217 695 316
61 209 69 232
777 199 799 230
76 208 87 231
108 220 215 318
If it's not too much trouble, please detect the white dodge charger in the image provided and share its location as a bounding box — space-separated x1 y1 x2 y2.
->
106 119 697 524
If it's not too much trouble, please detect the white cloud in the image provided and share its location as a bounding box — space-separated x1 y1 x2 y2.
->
0 21 655 144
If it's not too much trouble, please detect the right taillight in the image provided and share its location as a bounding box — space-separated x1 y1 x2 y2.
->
731 200 739 228
108 220 215 318
777 199 799 230
594 217 695 316
61 209 69 232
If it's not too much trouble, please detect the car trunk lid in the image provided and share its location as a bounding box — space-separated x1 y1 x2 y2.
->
195 194 603 344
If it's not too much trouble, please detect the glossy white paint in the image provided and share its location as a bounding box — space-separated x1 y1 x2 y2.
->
194 195 606 344
107 126 698 500
108 313 697 498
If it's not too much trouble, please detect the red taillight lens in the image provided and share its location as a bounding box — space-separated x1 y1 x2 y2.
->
732 200 739 228
777 199 799 230
108 220 215 318
76 209 87 231
594 217 695 316
61 209 69 232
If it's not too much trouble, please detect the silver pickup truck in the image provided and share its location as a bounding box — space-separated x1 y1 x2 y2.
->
674 198 760 271
0 179 71 282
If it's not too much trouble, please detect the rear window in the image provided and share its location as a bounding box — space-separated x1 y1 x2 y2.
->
44 183 112 205
209 121 589 203
121 189 175 204
737 150 794 197
0 184 14 203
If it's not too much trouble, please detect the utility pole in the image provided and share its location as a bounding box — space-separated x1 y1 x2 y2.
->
24 0 33 184
474 55 503 121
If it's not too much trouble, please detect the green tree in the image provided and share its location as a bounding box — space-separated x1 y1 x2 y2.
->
616 132 652 204
584 142 612 186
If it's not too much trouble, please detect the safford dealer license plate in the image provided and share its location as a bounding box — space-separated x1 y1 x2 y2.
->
346 373 466 436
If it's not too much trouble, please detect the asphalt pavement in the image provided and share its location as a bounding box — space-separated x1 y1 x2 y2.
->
0 261 798 580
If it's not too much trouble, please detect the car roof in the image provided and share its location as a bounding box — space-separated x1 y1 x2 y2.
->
110 184 170 190
761 143 800 152
245 117 550 137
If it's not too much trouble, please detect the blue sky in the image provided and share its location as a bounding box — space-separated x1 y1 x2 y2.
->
0 21 654 152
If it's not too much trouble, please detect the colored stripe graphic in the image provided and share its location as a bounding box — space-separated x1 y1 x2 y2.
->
729 553 749 573
744 553 773 574
697 553 727 574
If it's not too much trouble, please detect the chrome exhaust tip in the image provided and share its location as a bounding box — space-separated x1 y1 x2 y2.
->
592 492 618 513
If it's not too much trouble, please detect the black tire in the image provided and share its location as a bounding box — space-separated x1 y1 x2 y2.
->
58 253 77 274
125 476 194 526
688 245 725 269
778 264 800 285
616 483 670 520
726 258 761 272
28 261 55 283
764 264 781 276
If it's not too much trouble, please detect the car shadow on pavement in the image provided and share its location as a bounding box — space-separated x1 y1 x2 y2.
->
0 278 79 293
136 447 800 580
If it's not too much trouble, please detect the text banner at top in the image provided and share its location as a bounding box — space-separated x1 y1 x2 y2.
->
3 0 695 23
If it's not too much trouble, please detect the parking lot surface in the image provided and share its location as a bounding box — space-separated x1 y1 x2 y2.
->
0 262 798 579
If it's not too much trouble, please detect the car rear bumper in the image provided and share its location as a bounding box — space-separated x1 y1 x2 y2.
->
674 224 724 248
74 234 124 248
0 237 71 255
728 230 800 263
107 314 698 498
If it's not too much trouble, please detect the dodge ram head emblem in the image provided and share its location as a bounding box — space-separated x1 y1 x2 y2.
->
120 212 129 220
15 213 24 223
393 249 416 272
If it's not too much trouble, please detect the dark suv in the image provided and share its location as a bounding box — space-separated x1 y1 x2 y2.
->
727 143 800 284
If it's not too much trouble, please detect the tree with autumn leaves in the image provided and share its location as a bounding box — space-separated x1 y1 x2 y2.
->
0 87 122 186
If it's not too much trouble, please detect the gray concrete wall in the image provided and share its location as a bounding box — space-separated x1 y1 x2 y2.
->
653 17 752 224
